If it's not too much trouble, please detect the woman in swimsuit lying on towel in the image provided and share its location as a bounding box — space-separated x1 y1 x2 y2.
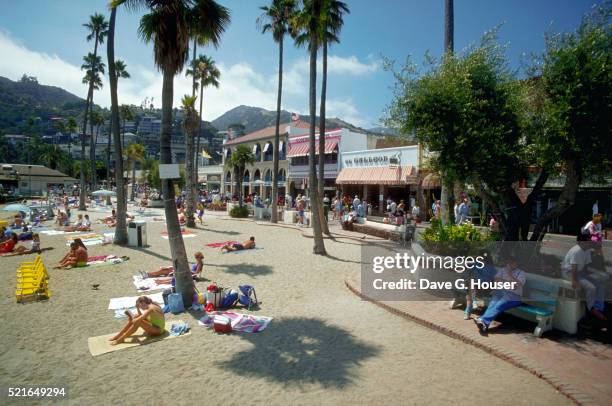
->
140 252 204 281
221 236 255 252
110 296 165 345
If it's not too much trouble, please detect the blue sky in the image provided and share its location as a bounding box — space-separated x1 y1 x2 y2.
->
0 0 596 128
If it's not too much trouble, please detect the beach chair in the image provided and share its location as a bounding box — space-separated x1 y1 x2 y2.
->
16 256 51 302
238 285 259 310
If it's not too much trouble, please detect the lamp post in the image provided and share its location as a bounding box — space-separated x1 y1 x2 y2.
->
28 165 32 198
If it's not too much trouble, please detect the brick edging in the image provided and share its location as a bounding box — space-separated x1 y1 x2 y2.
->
344 278 593 406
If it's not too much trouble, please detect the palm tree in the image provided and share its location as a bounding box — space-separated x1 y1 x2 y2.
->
80 13 109 211
181 94 199 226
186 55 220 189
115 0 230 306
184 5 230 226
90 110 105 190
106 4 128 245
440 0 454 224
40 145 65 170
119 105 134 149
225 144 255 208
292 0 326 254
258 0 296 223
108 60 130 184
126 143 146 201
65 116 77 159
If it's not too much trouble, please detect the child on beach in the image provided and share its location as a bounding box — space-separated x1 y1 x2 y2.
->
109 296 165 345
197 202 205 225
11 233 41 255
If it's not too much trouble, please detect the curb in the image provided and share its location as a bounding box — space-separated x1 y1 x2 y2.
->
344 278 594 406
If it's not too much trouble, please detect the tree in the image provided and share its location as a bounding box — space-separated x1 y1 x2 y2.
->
181 94 199 227
108 60 130 184
107 5 128 246
80 13 109 210
126 143 146 201
258 0 297 223
40 145 67 170
89 110 106 189
119 104 134 149
527 3 612 240
316 0 348 234
292 0 326 254
115 0 230 306
225 144 255 208
385 34 527 240
186 55 220 193
440 0 454 225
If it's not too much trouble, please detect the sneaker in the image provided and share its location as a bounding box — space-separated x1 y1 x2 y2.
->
473 318 488 333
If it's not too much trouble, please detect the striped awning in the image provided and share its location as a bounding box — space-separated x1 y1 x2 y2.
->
336 165 418 185
421 172 440 189
287 139 338 158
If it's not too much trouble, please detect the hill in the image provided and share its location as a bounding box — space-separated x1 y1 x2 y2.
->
0 75 86 133
211 105 375 135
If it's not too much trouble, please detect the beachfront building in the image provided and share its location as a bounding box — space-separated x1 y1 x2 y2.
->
221 120 311 199
0 163 77 196
286 128 371 198
198 164 223 192
336 145 420 214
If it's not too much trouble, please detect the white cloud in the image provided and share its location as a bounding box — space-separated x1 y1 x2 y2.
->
0 31 376 126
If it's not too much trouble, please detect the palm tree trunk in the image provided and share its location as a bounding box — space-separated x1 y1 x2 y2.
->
161 68 193 306
271 35 284 223
444 0 454 53
108 7 127 245
308 0 326 255
185 125 196 227
79 86 93 211
194 84 203 183
131 161 136 201
106 115 112 203
318 40 330 235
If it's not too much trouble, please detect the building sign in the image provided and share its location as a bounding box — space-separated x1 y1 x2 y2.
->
159 164 180 179
341 145 419 169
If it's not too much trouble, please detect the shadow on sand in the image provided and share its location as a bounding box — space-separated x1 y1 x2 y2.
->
206 262 273 277
217 317 379 388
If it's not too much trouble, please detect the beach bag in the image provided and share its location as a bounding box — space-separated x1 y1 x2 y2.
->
221 289 239 308
168 293 185 314
205 283 224 308
213 315 232 334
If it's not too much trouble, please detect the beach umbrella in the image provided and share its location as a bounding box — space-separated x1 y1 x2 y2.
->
2 203 31 213
92 189 117 197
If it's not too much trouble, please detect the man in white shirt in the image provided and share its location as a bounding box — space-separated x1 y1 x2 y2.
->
561 234 606 320
475 255 526 333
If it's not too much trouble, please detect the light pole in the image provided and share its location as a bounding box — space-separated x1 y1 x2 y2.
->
28 165 32 198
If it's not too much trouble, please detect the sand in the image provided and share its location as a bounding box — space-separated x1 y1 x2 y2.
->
0 204 571 405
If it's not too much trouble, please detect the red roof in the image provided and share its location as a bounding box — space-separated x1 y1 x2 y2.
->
224 120 315 146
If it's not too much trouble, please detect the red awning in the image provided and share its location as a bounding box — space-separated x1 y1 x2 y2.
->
287 139 338 158
421 173 440 189
336 166 418 185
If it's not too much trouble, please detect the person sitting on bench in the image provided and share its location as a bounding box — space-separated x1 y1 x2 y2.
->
110 296 165 345
474 254 525 334
221 237 255 252
140 252 204 280
561 233 607 321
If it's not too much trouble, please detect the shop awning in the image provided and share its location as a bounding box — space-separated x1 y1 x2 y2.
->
287 139 339 158
336 165 418 185
421 172 440 189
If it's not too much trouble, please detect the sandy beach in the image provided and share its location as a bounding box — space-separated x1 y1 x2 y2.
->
0 207 570 405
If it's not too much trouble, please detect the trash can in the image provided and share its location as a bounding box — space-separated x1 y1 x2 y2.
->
128 220 147 247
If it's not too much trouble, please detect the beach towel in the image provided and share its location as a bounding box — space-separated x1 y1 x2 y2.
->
222 247 263 254
198 311 272 333
108 292 164 310
65 233 114 246
205 241 239 248
79 255 128 268
39 230 81 236
132 275 173 292
0 247 53 257
87 325 191 356
161 233 197 240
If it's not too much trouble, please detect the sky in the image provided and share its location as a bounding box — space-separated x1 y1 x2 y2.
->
0 0 598 128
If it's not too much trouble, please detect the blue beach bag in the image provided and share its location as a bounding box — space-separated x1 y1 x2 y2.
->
168 293 185 314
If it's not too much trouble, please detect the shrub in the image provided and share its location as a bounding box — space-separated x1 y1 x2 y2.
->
229 205 249 218
420 218 498 256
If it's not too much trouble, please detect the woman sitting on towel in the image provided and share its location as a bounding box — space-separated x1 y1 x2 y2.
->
12 233 41 255
141 252 204 281
110 296 165 345
221 236 255 252
55 241 88 269
0 233 18 253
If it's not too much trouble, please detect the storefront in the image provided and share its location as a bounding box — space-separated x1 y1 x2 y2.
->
335 146 419 214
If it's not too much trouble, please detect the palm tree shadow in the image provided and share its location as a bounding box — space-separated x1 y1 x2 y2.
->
206 262 273 277
202 227 241 236
217 317 379 388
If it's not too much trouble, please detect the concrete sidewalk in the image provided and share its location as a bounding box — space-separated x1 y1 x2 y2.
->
346 269 612 406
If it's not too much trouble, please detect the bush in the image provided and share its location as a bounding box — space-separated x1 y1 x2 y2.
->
229 205 249 218
420 218 498 256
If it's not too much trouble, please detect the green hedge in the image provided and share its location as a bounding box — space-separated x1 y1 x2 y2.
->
229 205 249 218
420 218 499 256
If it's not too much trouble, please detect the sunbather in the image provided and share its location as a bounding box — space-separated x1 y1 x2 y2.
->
221 236 256 252
12 233 41 255
110 296 165 345
54 241 88 269
54 242 78 268
0 233 18 253
140 252 204 280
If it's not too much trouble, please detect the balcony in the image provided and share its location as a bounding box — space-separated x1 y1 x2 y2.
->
288 163 338 179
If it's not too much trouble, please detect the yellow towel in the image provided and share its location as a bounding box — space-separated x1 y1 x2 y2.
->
87 328 191 356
